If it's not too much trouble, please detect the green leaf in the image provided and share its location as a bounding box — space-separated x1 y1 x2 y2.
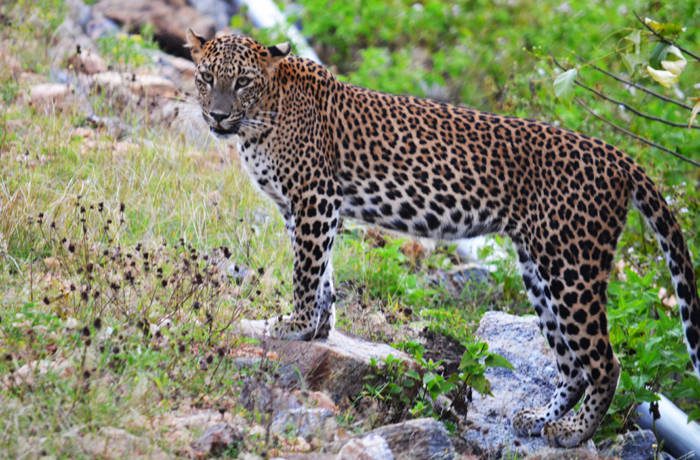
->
644 17 685 39
485 353 514 370
553 68 577 99
471 374 492 396
649 43 668 69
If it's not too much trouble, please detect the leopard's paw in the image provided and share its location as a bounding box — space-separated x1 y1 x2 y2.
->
512 408 546 437
267 314 332 341
542 419 586 448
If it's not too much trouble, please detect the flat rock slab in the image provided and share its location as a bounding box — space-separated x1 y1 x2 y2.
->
462 311 597 458
237 320 413 402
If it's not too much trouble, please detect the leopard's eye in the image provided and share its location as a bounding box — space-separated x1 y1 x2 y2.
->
236 77 251 89
200 72 214 85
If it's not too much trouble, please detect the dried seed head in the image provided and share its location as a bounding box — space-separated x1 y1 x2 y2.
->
93 318 102 330
82 326 90 337
43 296 51 305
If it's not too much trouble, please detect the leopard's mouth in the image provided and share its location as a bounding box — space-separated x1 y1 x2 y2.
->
210 125 238 136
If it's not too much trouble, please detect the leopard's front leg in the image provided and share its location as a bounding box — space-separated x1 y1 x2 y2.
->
268 191 340 341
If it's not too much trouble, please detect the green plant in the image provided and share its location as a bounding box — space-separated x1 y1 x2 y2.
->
361 340 512 428
96 24 158 69
598 267 700 439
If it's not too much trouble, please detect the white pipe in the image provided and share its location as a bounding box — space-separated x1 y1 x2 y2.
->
636 393 700 457
233 0 321 63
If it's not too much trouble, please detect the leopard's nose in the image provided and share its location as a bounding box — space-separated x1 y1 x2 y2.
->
210 112 230 123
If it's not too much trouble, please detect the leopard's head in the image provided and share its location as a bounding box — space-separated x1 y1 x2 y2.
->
185 30 290 138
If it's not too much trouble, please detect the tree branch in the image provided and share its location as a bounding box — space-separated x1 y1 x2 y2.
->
551 57 698 129
634 11 700 62
590 64 692 111
575 98 700 168
573 79 699 129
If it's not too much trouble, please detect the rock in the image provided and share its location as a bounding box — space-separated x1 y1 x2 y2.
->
460 311 597 457
94 0 216 58
430 263 491 297
340 418 454 460
91 71 178 98
67 49 107 74
524 447 601 460
337 433 393 460
237 320 413 402
78 426 167 459
188 0 238 30
29 83 72 109
151 50 197 87
598 430 657 460
190 423 242 458
270 407 336 439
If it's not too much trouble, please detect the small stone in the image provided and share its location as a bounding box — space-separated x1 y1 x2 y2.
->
67 50 107 74
270 407 335 439
307 391 339 414
367 312 387 328
190 423 241 458
337 433 393 460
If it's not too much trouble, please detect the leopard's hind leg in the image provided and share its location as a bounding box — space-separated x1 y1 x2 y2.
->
512 249 586 437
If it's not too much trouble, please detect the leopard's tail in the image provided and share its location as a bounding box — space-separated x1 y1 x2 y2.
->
630 165 700 376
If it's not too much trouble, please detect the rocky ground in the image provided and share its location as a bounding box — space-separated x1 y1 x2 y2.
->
7 1 667 458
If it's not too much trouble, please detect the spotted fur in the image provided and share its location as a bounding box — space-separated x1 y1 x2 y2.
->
185 31 700 447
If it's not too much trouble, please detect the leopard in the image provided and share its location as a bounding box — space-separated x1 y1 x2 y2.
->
184 29 700 447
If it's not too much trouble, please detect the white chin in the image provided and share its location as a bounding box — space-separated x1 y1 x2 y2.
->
209 128 237 140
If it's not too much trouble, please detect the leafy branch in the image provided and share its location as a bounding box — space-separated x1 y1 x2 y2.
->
633 11 700 62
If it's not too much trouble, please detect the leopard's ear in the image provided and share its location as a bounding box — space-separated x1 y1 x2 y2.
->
267 42 291 59
185 28 207 64
263 42 291 75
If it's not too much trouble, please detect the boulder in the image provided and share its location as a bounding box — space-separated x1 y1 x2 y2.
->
338 418 455 460
94 0 216 58
237 320 413 402
460 311 597 457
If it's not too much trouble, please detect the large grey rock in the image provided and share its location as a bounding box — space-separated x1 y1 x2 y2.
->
461 311 597 458
598 430 657 460
338 418 454 460
237 320 413 402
